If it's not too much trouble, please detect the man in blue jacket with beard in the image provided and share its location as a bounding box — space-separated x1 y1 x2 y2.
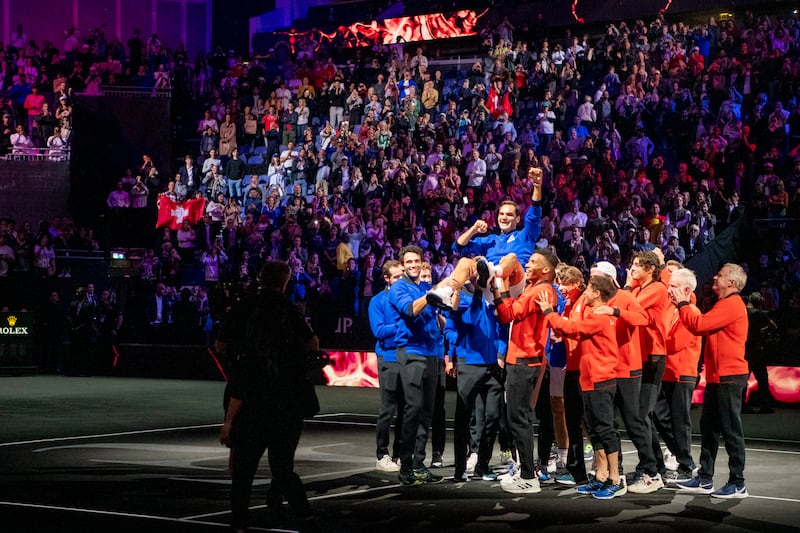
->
390 245 445 485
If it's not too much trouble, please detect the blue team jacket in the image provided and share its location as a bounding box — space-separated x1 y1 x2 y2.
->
454 204 541 266
389 275 440 357
444 289 507 366
368 289 398 362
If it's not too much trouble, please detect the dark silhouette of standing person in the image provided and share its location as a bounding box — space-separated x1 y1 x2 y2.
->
218 260 319 531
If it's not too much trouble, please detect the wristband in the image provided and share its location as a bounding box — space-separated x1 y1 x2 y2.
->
677 301 690 309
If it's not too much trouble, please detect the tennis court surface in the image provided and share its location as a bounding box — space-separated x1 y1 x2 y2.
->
2 376 799 532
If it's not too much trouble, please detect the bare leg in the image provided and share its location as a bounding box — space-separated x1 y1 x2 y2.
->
551 396 569 451
594 449 609 482
607 451 620 485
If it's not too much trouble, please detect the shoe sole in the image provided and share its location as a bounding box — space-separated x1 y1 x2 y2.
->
593 486 627 500
502 486 542 494
576 482 606 495
376 466 401 472
425 293 452 311
711 491 748 499
628 484 663 494
476 260 490 288
676 487 714 495
666 477 692 485
555 479 577 486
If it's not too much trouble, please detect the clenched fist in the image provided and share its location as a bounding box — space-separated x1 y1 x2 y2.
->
529 167 543 187
472 220 488 234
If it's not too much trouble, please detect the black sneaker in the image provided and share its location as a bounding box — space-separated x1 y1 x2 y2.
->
398 469 423 486
476 258 491 288
414 467 444 484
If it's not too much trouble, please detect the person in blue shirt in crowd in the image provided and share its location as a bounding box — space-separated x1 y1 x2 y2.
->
368 259 405 472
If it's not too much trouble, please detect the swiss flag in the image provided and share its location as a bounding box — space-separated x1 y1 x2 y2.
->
156 197 206 230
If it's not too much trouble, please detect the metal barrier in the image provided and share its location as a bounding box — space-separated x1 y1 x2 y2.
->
3 147 70 161
77 86 172 98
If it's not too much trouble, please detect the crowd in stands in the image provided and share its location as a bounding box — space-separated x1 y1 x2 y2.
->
3 7 800 352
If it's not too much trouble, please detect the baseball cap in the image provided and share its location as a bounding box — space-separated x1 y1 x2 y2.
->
592 261 620 287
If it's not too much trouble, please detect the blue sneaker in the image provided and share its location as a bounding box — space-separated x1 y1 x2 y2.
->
555 471 577 486
676 476 713 494
576 478 606 495
474 466 498 481
451 472 470 483
711 482 748 499
537 468 554 484
593 479 627 500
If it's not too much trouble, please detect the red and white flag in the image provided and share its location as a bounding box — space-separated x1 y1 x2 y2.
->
156 197 206 230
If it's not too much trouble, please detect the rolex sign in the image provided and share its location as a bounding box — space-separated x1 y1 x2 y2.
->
0 312 33 342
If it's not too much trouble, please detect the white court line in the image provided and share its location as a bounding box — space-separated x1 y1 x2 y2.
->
749 495 800 503
0 500 230 528
0 424 221 448
182 483 404 520
742 447 800 455
3 418 798 455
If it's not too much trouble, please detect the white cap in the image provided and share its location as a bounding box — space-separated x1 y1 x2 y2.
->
592 261 620 287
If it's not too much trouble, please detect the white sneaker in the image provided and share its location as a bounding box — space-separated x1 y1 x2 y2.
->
628 473 664 494
663 449 679 471
426 286 454 310
375 455 400 472
501 475 542 494
465 452 478 474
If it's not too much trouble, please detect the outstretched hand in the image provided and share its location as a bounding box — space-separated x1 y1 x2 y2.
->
535 291 552 312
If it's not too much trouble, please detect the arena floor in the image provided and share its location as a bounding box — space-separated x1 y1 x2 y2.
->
1 376 798 532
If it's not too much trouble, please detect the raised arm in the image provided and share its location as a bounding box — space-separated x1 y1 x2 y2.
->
677 298 741 335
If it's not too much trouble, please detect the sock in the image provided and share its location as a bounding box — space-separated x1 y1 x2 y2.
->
493 265 504 277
